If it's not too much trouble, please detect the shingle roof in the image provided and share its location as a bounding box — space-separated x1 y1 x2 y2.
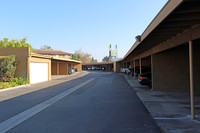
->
33 49 72 55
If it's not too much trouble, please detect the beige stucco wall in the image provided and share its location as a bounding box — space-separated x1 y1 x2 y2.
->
74 63 82 72
0 47 29 78
193 39 200 91
152 44 190 91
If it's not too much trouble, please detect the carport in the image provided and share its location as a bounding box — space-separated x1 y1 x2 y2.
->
82 62 114 71
51 57 82 75
116 0 200 119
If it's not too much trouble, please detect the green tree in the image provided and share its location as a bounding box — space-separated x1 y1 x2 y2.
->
0 38 33 52
102 56 109 62
40 45 53 50
71 53 81 61
71 49 98 64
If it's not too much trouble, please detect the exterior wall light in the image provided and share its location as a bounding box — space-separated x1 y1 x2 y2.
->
135 35 141 42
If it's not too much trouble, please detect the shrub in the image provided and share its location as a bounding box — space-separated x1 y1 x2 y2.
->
0 55 16 82
0 77 29 89
0 82 12 89
0 82 17 89
11 77 29 85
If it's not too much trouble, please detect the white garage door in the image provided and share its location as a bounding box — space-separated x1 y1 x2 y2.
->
30 62 48 84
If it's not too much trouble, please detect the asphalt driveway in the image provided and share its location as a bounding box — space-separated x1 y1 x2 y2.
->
0 71 160 133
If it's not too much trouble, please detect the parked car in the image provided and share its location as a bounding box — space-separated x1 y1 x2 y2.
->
71 68 76 74
120 68 129 73
68 68 76 75
128 68 134 75
125 69 130 74
96 67 101 70
134 66 151 77
138 71 152 86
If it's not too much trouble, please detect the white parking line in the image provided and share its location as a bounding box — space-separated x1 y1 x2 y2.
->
0 78 95 133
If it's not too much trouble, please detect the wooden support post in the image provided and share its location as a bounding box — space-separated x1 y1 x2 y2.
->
189 40 195 119
48 60 51 80
151 55 153 90
134 60 136 79
66 63 68 75
57 62 60 75
139 58 142 74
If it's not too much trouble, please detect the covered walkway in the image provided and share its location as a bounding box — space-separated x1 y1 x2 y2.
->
116 0 200 119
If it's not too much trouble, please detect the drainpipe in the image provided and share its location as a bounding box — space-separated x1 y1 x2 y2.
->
189 40 195 119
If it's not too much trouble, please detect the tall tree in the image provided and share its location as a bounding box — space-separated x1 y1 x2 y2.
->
40 45 53 50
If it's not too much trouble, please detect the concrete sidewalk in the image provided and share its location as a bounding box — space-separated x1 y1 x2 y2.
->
124 74 200 133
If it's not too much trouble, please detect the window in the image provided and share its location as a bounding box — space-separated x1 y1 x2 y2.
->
53 55 59 57
64 55 68 57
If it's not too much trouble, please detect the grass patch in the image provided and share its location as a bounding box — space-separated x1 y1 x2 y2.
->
0 77 29 89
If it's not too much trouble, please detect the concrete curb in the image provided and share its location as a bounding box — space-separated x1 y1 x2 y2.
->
0 84 30 93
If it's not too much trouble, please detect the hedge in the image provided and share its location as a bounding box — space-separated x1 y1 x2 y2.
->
0 77 29 89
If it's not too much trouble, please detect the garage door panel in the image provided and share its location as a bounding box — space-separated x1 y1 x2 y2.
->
30 62 48 84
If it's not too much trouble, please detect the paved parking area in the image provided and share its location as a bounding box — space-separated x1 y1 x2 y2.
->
0 71 160 133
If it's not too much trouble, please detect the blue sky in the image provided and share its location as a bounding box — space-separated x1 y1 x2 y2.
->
0 0 168 61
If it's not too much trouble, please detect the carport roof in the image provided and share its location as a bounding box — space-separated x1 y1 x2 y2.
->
30 53 81 63
120 0 200 62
